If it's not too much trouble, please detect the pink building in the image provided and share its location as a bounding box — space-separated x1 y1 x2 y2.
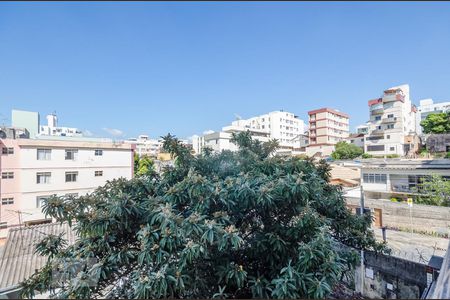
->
0 133 135 239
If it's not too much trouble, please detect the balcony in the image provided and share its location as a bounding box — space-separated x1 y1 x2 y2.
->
383 94 405 103
381 117 397 123
370 103 384 115
370 129 384 135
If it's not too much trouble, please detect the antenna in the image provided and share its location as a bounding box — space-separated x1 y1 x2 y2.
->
6 209 33 250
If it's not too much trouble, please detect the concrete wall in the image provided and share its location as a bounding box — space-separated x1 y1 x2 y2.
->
346 196 450 234
355 251 428 299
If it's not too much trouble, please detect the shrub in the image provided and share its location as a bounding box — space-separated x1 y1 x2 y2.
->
361 153 373 159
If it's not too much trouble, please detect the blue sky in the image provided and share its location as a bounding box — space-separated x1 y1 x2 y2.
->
1 2 450 139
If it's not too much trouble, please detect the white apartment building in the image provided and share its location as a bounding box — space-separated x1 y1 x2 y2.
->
39 113 83 137
193 111 306 155
365 84 418 157
361 159 450 199
0 135 134 238
192 125 271 154
125 135 163 157
356 123 369 135
416 99 450 135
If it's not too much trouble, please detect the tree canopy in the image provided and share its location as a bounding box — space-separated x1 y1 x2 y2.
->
414 174 450 207
134 153 155 177
331 141 364 160
420 112 450 134
21 131 385 299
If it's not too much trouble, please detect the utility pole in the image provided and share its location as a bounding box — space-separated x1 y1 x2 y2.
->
359 185 365 295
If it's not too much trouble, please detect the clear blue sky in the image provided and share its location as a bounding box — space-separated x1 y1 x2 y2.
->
1 2 450 139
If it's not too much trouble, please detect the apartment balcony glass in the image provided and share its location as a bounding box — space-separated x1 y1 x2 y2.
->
370 103 384 114
383 94 405 103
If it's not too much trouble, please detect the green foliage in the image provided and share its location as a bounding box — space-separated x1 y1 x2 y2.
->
21 132 386 299
414 174 450 207
420 111 450 134
445 152 450 159
330 142 363 160
386 154 400 158
134 154 155 177
361 153 373 159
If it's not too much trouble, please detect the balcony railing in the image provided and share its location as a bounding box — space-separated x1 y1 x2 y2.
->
381 117 397 123
383 94 405 103
371 129 384 135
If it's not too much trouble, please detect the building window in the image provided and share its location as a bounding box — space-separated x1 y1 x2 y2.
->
386 135 390 139
36 195 52 208
95 170 103 177
387 124 394 129
95 149 103 156
1 197 14 205
375 116 381 121
65 171 78 182
390 147 395 151
387 114 394 118
65 149 78 160
367 145 385 151
363 173 387 184
37 149 52 160
1 172 14 179
0 222 7 229
2 147 14 155
36 172 51 184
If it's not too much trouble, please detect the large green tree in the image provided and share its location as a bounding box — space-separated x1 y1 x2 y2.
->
134 153 155 177
420 111 450 134
21 132 385 299
414 174 450 207
331 141 364 160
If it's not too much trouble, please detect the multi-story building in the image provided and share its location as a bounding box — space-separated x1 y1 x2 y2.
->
38 113 83 137
364 84 418 157
306 108 350 157
346 133 365 150
193 111 306 155
416 99 450 135
361 159 450 199
0 133 134 239
192 125 271 154
125 135 163 157
356 123 370 135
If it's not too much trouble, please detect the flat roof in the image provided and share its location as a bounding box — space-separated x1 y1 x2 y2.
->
307 108 349 118
362 159 450 170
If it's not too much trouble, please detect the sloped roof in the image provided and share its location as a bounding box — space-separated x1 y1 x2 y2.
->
0 222 75 293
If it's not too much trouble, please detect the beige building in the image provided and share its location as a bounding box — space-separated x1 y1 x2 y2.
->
306 108 350 157
0 135 134 239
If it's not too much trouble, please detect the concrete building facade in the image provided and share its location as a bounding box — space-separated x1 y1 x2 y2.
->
306 108 350 157
0 135 134 238
193 111 306 155
360 159 450 200
416 99 450 135
364 84 418 157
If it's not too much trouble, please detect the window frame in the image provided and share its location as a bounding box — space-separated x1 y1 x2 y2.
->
94 149 103 156
36 172 51 184
1 197 14 205
1 172 14 179
65 171 78 182
65 149 78 161
37 148 52 160
94 170 103 177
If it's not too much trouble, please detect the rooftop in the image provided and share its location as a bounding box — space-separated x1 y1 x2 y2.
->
0 222 75 294
362 159 450 170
